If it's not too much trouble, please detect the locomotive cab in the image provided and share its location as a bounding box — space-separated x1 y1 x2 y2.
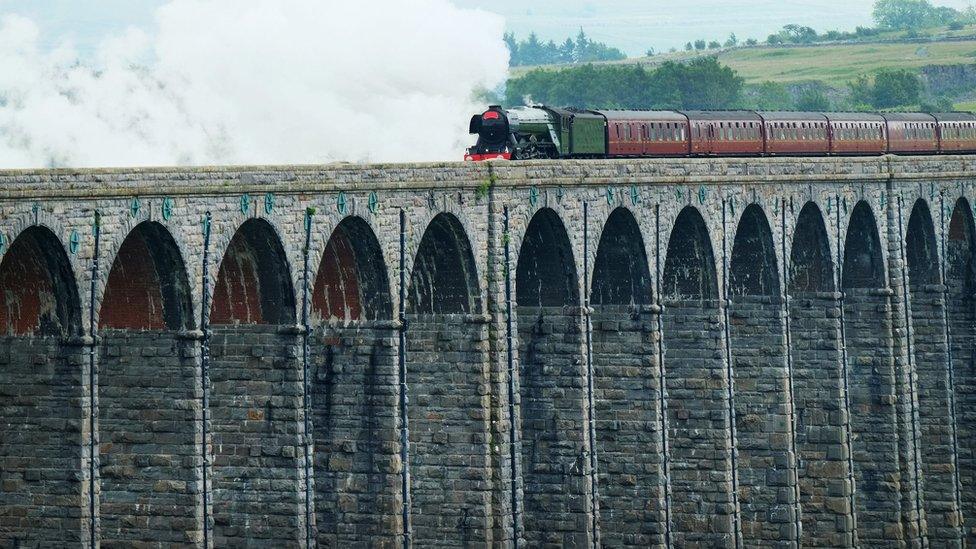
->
465 106 512 161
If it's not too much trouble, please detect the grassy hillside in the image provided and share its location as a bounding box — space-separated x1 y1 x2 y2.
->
513 39 976 85
718 41 976 85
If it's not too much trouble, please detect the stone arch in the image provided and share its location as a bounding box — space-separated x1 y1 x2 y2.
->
590 207 664 546
211 217 296 325
312 216 392 323
516 207 580 308
310 217 398 546
730 204 780 297
208 217 306 545
661 206 734 546
405 212 490 546
591 208 652 307
727 204 795 545
789 202 835 293
946 198 976 539
100 221 194 331
515 207 590 547
842 199 899 545
96 221 202 544
0 225 87 544
662 206 719 300
905 199 963 543
787 201 854 545
843 201 885 289
0 226 81 337
407 212 480 315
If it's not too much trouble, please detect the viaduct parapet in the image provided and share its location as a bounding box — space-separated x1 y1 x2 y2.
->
1 156 976 547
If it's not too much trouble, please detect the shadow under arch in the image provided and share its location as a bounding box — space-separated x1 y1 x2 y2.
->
727 204 795 546
208 217 304 545
100 221 194 331
945 197 976 539
0 225 87 544
309 216 398 546
589 207 667 545
661 206 734 545
786 201 856 545
842 200 900 545
0 226 81 337
905 198 965 544
407 212 481 315
211 217 296 325
404 211 491 546
96 221 202 544
514 207 591 547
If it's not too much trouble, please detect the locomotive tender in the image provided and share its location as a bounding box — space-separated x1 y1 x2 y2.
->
465 105 976 160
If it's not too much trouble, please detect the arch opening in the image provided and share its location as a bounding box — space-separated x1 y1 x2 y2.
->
946 198 976 535
842 201 885 290
516 208 579 308
727 204 793 545
404 212 490 545
0 226 86 543
590 208 665 544
787 201 854 544
101 222 193 331
662 207 718 300
211 218 296 325
312 217 392 322
515 208 591 546
789 203 834 293
407 213 480 315
590 208 651 307
310 218 397 546
661 206 734 545
842 200 899 544
0 226 81 337
730 204 780 297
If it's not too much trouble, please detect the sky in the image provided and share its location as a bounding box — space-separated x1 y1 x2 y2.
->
3 0 975 58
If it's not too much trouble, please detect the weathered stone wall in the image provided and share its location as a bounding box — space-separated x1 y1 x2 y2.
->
208 325 307 545
97 330 202 546
0 155 975 547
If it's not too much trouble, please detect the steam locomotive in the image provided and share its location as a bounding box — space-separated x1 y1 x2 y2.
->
465 105 976 160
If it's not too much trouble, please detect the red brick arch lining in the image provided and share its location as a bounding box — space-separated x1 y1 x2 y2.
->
0 226 80 336
312 217 391 322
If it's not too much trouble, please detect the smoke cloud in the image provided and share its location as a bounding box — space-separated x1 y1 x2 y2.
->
0 1 509 168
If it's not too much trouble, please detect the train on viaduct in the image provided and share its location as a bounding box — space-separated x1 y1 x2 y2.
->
0 155 975 548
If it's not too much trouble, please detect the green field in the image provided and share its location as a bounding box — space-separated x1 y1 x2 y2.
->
512 30 976 87
718 41 976 85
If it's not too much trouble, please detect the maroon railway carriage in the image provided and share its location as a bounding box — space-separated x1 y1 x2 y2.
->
883 113 939 154
685 111 764 156
826 113 887 155
604 110 690 157
759 111 830 155
933 112 976 153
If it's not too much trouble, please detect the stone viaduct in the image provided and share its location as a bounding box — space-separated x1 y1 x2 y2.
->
0 156 975 547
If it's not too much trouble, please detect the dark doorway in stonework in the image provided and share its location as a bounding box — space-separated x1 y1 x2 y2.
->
0 226 86 545
590 207 665 547
843 201 899 546
405 213 490 547
515 207 591 547
788 202 854 546
945 198 976 545
728 204 796 546
97 221 202 545
310 217 397 547
208 218 305 545
661 206 733 546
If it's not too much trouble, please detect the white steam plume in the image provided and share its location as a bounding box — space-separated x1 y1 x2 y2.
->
0 1 509 168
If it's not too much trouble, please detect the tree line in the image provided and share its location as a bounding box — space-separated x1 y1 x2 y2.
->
504 59 947 113
505 30 626 67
